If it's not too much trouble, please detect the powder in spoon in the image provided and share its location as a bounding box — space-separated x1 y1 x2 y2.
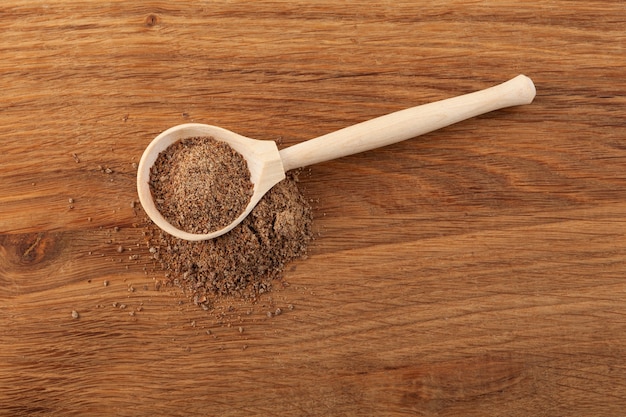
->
149 136 253 234
145 172 312 308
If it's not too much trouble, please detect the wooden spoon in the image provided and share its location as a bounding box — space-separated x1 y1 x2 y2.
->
137 74 536 241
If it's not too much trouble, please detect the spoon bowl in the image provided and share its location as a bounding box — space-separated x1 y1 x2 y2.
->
137 123 285 241
138 75 536 241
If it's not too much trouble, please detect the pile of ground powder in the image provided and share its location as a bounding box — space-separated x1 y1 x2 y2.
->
144 136 312 308
149 136 253 234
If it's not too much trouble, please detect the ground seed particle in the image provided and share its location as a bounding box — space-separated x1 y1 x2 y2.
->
117 246 124 253
148 136 253 234
103 280 109 287
71 310 79 319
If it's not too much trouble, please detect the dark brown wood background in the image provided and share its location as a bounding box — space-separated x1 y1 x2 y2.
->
1 1 625 415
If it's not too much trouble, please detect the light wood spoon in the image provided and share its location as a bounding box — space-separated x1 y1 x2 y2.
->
137 74 536 241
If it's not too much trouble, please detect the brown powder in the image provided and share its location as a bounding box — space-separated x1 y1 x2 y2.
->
146 160 312 309
149 136 253 234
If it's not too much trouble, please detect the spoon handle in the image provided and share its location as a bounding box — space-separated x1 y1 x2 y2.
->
279 74 536 171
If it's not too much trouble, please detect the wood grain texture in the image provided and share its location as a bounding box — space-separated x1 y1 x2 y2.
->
1 1 626 415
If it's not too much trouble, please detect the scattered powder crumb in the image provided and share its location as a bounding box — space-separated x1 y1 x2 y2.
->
72 153 80 163
68 198 74 204
71 310 79 319
103 280 109 287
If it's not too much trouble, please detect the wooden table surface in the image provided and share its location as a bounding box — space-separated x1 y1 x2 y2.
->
1 1 625 415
